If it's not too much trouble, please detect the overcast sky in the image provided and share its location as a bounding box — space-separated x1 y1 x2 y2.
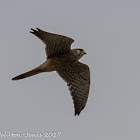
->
0 0 140 140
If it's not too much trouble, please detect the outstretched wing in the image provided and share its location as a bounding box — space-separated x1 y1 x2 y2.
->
57 61 90 116
30 28 74 58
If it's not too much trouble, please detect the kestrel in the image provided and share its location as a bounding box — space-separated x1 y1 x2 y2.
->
12 28 90 116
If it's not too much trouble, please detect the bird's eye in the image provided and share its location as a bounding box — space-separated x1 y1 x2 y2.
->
77 50 81 56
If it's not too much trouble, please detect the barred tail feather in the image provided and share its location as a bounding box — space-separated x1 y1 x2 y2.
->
12 68 43 80
12 62 48 80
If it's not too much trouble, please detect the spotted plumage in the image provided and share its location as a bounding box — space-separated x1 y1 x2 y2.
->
12 28 90 116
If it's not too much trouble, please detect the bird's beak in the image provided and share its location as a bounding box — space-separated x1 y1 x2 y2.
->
83 50 86 54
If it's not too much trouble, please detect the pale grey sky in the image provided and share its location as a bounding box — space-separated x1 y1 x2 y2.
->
0 0 140 140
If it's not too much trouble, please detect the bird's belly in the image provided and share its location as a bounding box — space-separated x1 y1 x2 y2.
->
46 55 77 71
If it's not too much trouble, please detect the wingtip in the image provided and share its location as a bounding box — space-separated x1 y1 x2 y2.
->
36 28 41 30
30 28 36 33
74 110 81 116
74 104 86 116
75 113 80 116
30 28 41 34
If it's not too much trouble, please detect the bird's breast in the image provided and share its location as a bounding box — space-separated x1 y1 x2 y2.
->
46 53 78 71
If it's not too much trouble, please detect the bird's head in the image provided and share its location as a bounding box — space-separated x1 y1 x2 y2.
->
72 49 86 60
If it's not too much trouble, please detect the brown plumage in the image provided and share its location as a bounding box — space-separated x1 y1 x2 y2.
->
12 28 90 116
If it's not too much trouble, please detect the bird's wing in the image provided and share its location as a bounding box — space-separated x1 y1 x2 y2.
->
30 28 74 58
57 61 90 116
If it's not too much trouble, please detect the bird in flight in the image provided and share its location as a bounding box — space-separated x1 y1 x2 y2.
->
12 28 90 116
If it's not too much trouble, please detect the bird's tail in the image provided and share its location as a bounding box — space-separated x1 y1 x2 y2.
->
12 62 47 80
